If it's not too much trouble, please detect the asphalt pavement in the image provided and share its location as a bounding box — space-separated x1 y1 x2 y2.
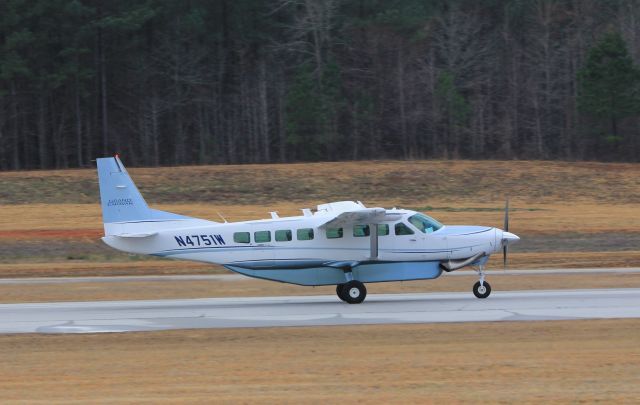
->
1 288 639 334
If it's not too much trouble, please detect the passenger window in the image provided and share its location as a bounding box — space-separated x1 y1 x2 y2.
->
297 228 314 241
395 222 414 236
254 230 271 243
326 228 343 239
353 225 370 237
378 224 389 236
275 229 292 242
234 232 250 243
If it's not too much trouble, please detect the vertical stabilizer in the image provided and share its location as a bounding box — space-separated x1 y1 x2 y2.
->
96 156 191 226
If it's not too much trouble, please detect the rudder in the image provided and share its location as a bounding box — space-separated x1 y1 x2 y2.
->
96 156 189 224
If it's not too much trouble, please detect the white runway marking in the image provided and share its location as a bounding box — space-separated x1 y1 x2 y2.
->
1 288 640 334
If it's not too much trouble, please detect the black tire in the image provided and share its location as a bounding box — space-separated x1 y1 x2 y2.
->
342 281 367 304
473 281 491 299
336 284 347 301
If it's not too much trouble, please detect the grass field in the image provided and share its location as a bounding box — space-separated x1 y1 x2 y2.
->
1 160 639 276
1 160 639 404
2 160 639 205
2 319 639 404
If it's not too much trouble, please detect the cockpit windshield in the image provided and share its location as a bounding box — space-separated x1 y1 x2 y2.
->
408 213 443 233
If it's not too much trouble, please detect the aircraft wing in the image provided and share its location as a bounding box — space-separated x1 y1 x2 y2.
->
318 208 401 228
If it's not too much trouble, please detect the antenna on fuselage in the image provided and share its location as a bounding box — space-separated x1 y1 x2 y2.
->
216 211 228 223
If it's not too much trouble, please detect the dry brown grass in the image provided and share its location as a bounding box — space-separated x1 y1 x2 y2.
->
1 202 639 277
1 161 639 404
2 201 639 235
1 160 638 277
1 160 639 205
1 319 639 404
0 261 215 278
487 251 640 269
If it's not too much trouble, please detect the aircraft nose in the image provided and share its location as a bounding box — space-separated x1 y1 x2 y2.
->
502 231 520 245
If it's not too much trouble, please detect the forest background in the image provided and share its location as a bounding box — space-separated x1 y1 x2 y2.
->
2 0 640 170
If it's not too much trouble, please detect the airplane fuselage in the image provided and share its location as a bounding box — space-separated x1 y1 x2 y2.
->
96 156 520 302
103 207 512 286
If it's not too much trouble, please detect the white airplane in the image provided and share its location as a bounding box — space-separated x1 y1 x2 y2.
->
97 156 520 304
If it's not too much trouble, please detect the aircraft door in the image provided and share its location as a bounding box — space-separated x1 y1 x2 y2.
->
392 221 425 260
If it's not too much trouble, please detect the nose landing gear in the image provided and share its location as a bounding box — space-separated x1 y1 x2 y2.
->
473 265 492 298
473 280 491 298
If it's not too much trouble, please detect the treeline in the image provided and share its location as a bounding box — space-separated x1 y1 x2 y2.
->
2 0 640 170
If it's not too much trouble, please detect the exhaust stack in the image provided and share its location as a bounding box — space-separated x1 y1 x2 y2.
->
440 252 486 272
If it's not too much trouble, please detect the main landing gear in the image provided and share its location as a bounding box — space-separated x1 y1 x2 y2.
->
334 266 492 302
336 280 367 304
473 264 491 299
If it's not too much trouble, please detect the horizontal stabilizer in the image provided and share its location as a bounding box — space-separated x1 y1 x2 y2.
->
96 156 216 238
112 232 158 238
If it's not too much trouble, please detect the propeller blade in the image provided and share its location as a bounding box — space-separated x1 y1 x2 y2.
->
503 197 509 268
504 198 509 232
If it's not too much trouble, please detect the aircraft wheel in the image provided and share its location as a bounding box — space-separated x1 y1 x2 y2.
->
342 281 367 304
473 281 491 299
336 284 347 302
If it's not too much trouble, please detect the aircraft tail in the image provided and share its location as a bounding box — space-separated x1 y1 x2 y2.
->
96 156 202 236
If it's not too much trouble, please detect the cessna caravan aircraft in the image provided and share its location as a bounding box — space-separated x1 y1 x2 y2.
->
97 156 520 304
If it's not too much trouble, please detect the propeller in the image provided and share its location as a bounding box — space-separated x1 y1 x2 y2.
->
503 198 509 268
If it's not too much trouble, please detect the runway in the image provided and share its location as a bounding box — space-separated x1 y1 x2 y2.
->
1 288 640 334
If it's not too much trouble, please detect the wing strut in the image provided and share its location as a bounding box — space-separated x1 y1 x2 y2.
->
370 223 378 259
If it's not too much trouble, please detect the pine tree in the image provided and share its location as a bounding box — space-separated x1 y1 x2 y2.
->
434 71 470 156
577 31 640 144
